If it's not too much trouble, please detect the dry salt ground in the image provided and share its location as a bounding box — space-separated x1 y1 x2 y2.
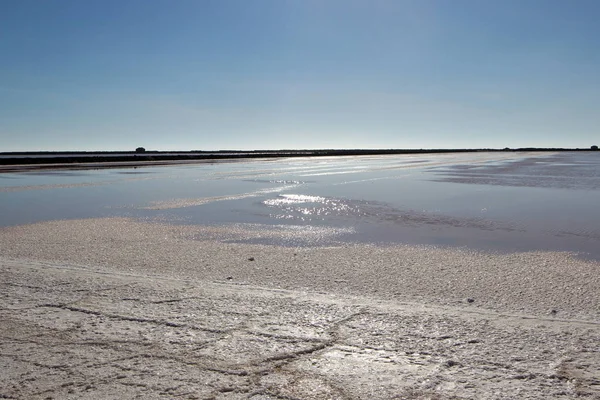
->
1 217 600 399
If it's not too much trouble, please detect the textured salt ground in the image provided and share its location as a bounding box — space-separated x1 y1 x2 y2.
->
1 217 600 399
2 218 600 320
1 258 600 399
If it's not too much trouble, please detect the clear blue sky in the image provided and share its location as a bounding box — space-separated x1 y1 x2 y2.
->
1 0 599 151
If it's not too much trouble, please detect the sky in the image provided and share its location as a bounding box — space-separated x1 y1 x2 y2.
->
1 0 599 151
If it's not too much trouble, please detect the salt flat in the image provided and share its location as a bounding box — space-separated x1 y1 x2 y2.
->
2 152 600 398
1 217 600 399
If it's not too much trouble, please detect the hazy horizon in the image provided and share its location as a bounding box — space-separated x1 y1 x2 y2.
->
2 0 599 152
2 145 599 154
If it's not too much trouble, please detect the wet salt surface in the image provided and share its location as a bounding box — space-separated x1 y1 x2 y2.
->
1 152 600 258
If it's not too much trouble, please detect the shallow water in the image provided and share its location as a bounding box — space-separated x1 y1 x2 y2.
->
2 152 600 258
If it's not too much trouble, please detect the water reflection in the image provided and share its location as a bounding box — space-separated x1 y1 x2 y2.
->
1 152 600 258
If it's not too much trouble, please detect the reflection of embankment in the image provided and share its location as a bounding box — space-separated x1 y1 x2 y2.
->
0 148 501 166
0 149 564 172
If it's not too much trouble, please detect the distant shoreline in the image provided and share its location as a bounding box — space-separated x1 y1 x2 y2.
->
0 148 596 173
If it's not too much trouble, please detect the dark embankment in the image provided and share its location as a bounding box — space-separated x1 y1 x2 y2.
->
0 148 596 172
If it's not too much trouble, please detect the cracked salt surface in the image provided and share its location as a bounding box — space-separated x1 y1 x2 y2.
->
2 248 600 399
